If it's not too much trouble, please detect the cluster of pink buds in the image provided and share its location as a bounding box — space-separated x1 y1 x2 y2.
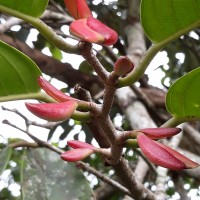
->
60 128 199 171
61 140 112 162
136 128 199 170
25 76 78 121
24 65 199 171
64 0 118 46
61 140 96 162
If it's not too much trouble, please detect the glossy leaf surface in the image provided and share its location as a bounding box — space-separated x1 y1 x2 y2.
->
0 0 48 18
166 68 200 117
0 41 41 102
141 0 200 43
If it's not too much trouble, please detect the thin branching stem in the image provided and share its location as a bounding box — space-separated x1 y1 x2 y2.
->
79 42 109 84
4 120 131 197
0 5 79 54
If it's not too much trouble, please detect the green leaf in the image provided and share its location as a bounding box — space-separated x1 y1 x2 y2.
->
0 40 41 102
0 147 12 175
141 0 200 43
0 0 48 18
21 149 93 200
166 67 200 118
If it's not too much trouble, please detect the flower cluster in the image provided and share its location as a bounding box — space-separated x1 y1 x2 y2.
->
25 77 199 170
26 76 78 121
25 1 199 171
136 128 199 170
61 127 199 170
64 0 118 45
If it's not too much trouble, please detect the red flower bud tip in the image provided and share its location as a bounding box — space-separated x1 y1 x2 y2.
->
114 56 134 76
25 101 78 122
67 140 96 150
137 134 199 170
64 0 92 19
156 142 199 169
61 148 94 162
137 127 182 139
70 18 104 44
38 76 76 102
70 17 118 46
86 16 118 46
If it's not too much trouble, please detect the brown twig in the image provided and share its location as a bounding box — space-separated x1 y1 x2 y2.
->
9 140 39 149
79 42 109 84
49 0 66 14
2 106 61 129
75 83 123 165
2 103 133 196
78 162 131 197
102 72 118 116
78 43 156 199
3 119 132 197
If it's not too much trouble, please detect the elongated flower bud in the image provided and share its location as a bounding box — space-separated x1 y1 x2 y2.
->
114 56 134 76
67 140 96 150
25 101 78 121
86 16 118 46
137 134 199 170
70 18 105 44
64 0 92 19
137 127 182 139
70 17 118 46
61 148 94 162
156 142 199 169
38 76 76 102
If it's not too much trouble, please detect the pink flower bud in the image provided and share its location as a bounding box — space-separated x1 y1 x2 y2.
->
137 128 182 139
61 148 94 162
137 134 199 170
25 101 78 121
156 142 199 169
114 56 134 76
67 140 96 150
70 18 105 44
64 0 92 19
86 16 118 46
38 76 76 102
69 16 118 46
